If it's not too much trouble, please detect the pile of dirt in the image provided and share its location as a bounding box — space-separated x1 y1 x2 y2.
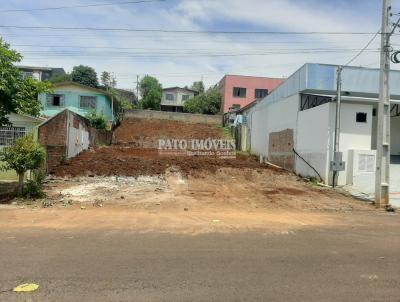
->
51 147 273 178
114 118 225 147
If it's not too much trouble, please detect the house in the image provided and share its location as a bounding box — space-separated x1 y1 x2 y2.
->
247 63 400 206
38 82 114 123
17 65 66 81
38 109 112 173
161 87 197 112
0 113 44 181
218 75 285 113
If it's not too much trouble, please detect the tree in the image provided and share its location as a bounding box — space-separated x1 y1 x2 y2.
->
101 71 116 90
0 135 46 196
139 75 162 110
191 81 205 94
49 73 72 83
184 87 221 115
113 95 133 123
71 65 99 88
85 110 108 130
0 38 52 125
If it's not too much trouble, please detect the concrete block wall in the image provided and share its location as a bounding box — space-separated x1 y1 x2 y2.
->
124 109 222 125
268 129 295 170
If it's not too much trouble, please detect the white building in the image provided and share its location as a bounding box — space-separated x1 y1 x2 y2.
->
247 63 400 206
161 87 197 112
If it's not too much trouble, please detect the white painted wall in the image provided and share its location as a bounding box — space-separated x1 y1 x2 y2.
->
67 127 89 159
67 114 90 159
250 94 374 186
161 89 195 107
296 103 331 182
249 94 299 157
347 149 376 194
329 103 373 185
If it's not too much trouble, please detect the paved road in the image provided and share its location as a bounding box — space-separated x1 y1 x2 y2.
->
0 214 400 301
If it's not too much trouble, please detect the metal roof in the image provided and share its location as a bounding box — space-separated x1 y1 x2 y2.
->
255 63 400 109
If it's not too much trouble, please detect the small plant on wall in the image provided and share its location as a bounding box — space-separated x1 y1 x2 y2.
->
0 135 46 196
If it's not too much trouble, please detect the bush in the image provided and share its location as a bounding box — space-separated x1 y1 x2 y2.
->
184 87 221 114
85 110 108 129
0 135 46 196
23 171 46 199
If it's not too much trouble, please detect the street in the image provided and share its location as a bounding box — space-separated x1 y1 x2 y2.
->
0 209 399 301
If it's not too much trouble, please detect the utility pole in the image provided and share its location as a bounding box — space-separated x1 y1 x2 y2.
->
375 0 392 207
136 75 139 102
331 66 345 188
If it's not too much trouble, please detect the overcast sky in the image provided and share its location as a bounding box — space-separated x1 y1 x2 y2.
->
1 0 400 90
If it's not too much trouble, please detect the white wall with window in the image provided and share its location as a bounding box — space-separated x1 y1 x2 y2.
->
161 88 195 107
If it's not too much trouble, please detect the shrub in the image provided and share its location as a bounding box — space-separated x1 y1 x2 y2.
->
0 135 46 196
23 171 46 199
85 110 107 129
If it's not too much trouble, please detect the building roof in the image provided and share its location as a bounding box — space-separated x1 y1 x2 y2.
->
236 100 258 114
163 87 198 93
255 63 400 110
218 74 286 84
17 65 65 73
39 108 89 128
53 82 113 98
6 112 45 123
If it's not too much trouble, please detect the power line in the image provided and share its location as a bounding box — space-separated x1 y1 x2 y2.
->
344 30 381 66
0 0 166 13
11 44 379 52
0 25 381 35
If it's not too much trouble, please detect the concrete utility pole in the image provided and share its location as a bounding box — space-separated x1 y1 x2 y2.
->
332 66 343 188
375 0 392 207
136 75 140 102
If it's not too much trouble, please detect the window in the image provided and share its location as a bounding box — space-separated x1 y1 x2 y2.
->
165 93 174 101
233 87 246 98
255 89 268 99
181 94 190 101
22 71 33 79
0 127 26 146
356 112 367 123
80 96 97 109
46 94 65 107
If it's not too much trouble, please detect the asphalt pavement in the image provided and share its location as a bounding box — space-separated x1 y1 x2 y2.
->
0 213 400 301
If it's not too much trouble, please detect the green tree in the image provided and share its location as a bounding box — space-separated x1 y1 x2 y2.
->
49 73 72 83
85 110 108 130
184 87 221 114
191 81 205 94
0 38 52 125
139 75 162 110
114 96 133 123
0 135 46 196
101 71 116 89
71 65 99 88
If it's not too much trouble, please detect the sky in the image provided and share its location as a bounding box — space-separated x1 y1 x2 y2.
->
1 0 400 90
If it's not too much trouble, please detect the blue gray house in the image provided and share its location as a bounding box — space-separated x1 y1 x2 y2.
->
39 82 114 123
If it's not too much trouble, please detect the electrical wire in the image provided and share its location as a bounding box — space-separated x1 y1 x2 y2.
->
0 0 166 13
344 30 380 66
0 25 381 35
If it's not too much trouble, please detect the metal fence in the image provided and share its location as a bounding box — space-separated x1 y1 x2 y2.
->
0 127 27 146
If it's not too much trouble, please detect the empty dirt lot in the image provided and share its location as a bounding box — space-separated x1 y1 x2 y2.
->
1 118 399 301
